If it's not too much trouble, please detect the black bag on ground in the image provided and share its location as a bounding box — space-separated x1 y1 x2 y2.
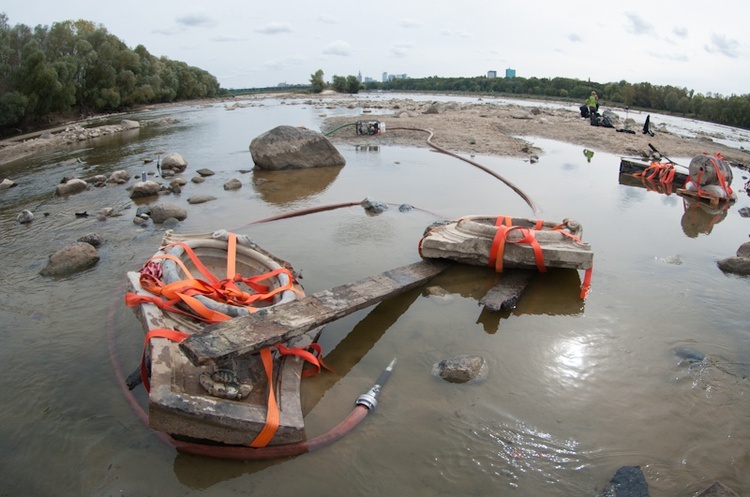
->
580 105 590 118
590 112 601 126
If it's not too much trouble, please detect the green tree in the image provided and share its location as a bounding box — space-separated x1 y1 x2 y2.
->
310 69 324 93
345 75 361 94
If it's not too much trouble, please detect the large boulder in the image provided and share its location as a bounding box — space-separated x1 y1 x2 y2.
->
1 178 16 189
107 170 131 184
40 242 100 277
130 180 162 198
55 178 88 196
250 125 346 170
120 119 140 130
160 153 188 173
149 203 188 223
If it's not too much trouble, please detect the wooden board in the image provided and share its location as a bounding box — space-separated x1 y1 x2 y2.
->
180 259 452 365
677 188 730 206
479 269 534 312
619 158 689 184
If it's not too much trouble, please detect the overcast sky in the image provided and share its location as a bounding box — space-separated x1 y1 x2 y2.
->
4 1 748 96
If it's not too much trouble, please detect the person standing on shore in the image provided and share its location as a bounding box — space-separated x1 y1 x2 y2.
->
586 91 599 115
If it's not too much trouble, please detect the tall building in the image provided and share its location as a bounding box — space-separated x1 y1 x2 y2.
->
505 68 516 78
487 70 497 78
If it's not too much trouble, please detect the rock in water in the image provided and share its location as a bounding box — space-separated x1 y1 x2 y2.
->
40 242 100 277
250 125 346 170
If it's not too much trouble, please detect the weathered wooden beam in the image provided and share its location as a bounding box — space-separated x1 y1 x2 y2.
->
619 158 689 184
479 269 534 312
179 259 452 365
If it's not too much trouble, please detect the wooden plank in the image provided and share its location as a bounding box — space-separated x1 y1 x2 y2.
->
479 269 534 312
179 259 452 365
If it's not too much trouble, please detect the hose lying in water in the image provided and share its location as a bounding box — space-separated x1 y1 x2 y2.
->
233 199 443 231
390 126 540 216
324 121 541 216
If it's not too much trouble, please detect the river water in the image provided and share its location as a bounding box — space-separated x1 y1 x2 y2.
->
1 94 749 497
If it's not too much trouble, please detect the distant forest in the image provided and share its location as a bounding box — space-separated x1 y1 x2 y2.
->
0 14 220 133
361 76 750 130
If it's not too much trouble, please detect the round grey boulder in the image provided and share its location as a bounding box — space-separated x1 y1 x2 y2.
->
432 354 488 384
250 125 346 170
40 242 100 277
55 178 88 196
223 178 242 190
160 153 188 173
149 203 188 223
129 180 162 198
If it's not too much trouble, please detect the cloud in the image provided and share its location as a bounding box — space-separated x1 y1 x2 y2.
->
210 35 247 43
390 42 414 57
323 40 352 56
441 28 471 38
704 33 740 58
398 19 423 28
672 26 688 39
263 55 306 70
647 50 689 62
255 22 293 35
567 33 582 43
153 27 179 36
624 12 654 35
175 13 216 28
317 14 338 24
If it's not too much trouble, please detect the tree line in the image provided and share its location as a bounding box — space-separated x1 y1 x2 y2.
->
0 14 221 133
308 69 749 130
360 75 750 130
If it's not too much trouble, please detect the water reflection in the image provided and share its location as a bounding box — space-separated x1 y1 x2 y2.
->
252 166 343 205
680 197 730 237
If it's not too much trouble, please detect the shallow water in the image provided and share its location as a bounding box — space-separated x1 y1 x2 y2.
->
1 95 749 497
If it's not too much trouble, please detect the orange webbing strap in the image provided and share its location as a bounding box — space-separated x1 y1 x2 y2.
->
709 154 733 197
635 162 675 184
226 232 237 280
534 219 544 230
140 328 189 392
580 266 593 299
275 343 333 377
149 253 196 281
250 348 280 447
488 219 546 273
166 241 222 286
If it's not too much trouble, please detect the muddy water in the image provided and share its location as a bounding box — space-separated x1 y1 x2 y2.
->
1 96 749 497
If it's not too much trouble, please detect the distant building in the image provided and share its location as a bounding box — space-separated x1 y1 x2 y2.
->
383 72 408 82
505 68 516 78
277 82 290 87
357 71 362 83
487 70 497 78
364 77 375 83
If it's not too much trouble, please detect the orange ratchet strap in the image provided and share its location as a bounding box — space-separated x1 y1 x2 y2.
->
250 343 333 447
488 216 546 273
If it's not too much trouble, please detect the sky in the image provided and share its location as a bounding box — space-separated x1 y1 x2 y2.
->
4 1 749 96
